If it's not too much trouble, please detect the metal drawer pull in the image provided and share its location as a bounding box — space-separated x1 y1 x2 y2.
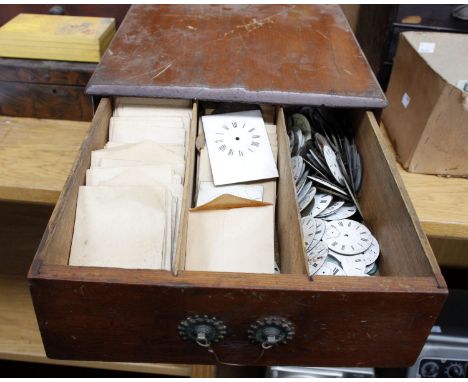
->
178 315 226 347
248 316 295 349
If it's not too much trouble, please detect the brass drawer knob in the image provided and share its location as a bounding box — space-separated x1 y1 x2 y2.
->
178 315 226 347
248 316 295 349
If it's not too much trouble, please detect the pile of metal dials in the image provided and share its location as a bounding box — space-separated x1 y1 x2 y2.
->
287 107 380 277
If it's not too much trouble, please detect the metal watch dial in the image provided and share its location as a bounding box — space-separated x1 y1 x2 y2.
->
323 219 372 255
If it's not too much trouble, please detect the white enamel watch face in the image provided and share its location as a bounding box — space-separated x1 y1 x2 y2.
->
299 187 316 212
202 110 278 185
362 236 380 265
306 241 328 275
310 193 332 217
323 219 372 255
297 180 313 201
329 252 366 276
301 216 317 248
322 145 345 186
317 200 345 218
291 156 303 180
308 218 326 250
322 204 357 221
316 260 347 276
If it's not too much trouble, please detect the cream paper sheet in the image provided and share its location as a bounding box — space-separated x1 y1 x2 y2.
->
69 185 169 269
109 123 186 145
196 181 263 206
185 195 275 274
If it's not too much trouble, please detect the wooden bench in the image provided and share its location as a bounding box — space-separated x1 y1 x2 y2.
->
380 122 468 269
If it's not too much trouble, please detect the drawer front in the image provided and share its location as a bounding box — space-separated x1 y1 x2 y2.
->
31 270 444 367
29 99 446 367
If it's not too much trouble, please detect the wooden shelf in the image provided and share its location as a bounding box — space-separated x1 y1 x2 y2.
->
0 273 193 376
0 116 89 205
380 122 468 240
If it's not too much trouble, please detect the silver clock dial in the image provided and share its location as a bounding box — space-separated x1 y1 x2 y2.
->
307 218 326 250
329 252 366 276
316 260 347 276
322 145 345 186
310 193 333 217
301 216 317 249
317 200 345 218
306 241 328 275
323 219 372 255
322 204 357 221
362 236 380 266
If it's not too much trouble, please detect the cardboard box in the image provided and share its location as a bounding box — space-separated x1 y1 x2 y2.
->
383 31 468 176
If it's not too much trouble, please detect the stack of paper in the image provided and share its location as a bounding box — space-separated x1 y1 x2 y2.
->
69 97 191 271
0 14 115 63
186 110 279 274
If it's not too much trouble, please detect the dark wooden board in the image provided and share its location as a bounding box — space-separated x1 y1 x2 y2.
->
0 58 95 86
87 5 387 108
28 99 446 366
30 267 445 367
0 201 53 277
0 81 93 121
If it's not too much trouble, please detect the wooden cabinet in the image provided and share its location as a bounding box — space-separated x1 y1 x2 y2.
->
28 98 446 367
27 5 447 367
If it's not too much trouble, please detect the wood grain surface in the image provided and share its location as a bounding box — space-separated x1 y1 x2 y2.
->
28 101 446 367
380 122 468 240
0 58 95 86
0 275 193 376
87 5 386 108
0 116 89 204
0 82 94 121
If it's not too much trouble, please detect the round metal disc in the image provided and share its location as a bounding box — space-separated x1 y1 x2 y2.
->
291 156 303 179
316 260 347 276
317 200 345 218
362 236 380 266
310 193 333 217
329 252 366 276
322 144 346 186
306 241 328 275
297 180 313 201
323 219 372 255
308 218 326 250
301 216 317 248
322 204 357 221
299 188 316 212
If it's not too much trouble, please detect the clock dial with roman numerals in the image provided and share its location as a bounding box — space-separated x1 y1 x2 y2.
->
323 219 372 255
202 110 279 186
214 119 262 157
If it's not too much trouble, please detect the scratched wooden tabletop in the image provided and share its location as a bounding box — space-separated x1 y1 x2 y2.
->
87 4 386 108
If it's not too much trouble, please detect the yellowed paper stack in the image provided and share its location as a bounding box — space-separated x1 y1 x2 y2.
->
0 13 115 62
69 97 192 271
186 108 278 274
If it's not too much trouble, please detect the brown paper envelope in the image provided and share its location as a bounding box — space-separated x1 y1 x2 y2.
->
186 194 274 274
69 185 168 270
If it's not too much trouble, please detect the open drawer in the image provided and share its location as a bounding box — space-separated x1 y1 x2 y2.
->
28 97 447 367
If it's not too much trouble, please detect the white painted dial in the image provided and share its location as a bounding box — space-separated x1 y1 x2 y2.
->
310 193 333 217
362 236 380 266
329 252 366 276
323 145 345 186
301 216 317 249
316 261 347 276
323 219 372 255
306 241 328 275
